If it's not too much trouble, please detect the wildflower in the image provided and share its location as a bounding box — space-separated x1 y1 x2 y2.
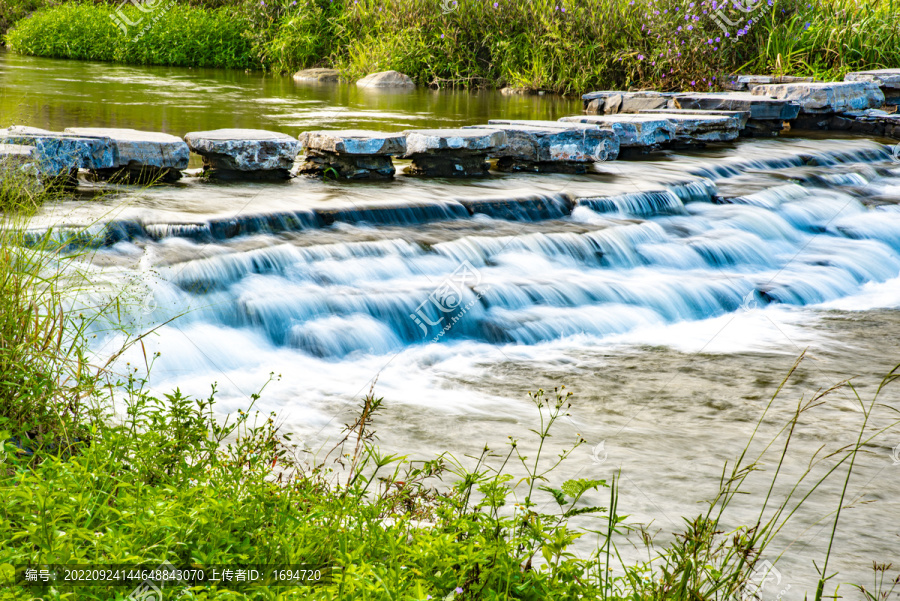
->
715 36 720 41
493 1 498 6
803 21 811 29
687 24 693 30
441 33 444 38
677 25 682 31
638 54 645 60
456 589 464 594
691 80 696 85
561 6 566 10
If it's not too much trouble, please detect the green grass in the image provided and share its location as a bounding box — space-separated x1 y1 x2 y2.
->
5 2 257 69
3 0 899 91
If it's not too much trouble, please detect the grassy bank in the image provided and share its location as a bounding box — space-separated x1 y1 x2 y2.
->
3 0 899 92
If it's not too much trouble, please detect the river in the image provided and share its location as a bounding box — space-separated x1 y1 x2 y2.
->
3 49 899 598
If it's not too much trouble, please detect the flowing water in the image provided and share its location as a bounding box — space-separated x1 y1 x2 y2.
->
4 50 900 597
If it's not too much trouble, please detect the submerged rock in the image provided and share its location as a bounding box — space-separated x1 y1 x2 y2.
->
1 127 116 182
298 130 407 179
293 68 341 83
402 129 507 177
64 127 189 183
558 114 676 149
751 81 885 114
356 70 415 88
184 129 300 180
468 121 619 172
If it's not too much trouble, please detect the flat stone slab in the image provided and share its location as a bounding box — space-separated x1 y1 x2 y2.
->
357 70 415 88
558 114 676 148
751 81 885 114
844 69 900 90
1 127 117 176
829 110 900 139
467 122 619 166
184 129 299 175
293 68 340 83
299 130 407 155
64 127 190 170
631 111 744 143
581 91 671 114
401 129 506 177
402 129 507 156
668 92 801 121
723 75 816 91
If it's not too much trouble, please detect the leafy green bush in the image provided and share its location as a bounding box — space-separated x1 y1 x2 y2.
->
5 2 257 69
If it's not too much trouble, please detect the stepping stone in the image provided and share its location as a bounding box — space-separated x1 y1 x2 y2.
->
1 126 117 183
465 122 619 172
558 114 676 149
581 91 672 114
402 129 507 177
298 130 406 179
293 68 340 83
638 110 747 142
828 110 900 139
668 92 801 121
64 127 189 183
845 69 900 106
356 70 415 88
751 81 885 115
183 129 300 180
722 75 816 92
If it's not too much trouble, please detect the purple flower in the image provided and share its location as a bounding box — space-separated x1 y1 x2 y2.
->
687 24 693 30
715 36 720 41
455 588 464 595
440 33 444 38
493 1 498 6
677 25 682 30
638 54 645 60
724 31 729 36
561 6 566 11
691 80 696 85
803 21 811 29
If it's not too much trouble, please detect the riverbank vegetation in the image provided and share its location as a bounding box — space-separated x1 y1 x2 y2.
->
2 0 898 93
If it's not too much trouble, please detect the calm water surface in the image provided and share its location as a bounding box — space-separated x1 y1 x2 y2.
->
3 50 900 597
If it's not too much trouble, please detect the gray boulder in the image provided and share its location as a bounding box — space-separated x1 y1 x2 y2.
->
402 129 507 176
64 127 189 182
668 92 800 121
298 130 407 179
751 81 885 114
184 129 300 180
356 70 415 88
293 68 341 83
468 122 619 172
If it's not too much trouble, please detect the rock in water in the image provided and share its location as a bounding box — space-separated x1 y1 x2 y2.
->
184 129 300 180
468 122 619 172
845 69 900 107
64 127 189 183
558 114 676 150
293 68 341 83
356 70 415 88
581 91 671 114
1 126 117 184
298 130 407 179
402 129 507 177
751 81 885 115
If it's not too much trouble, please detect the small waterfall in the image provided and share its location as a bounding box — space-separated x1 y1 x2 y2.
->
460 193 574 221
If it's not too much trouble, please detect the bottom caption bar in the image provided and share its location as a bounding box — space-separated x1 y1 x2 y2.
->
15 564 336 588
